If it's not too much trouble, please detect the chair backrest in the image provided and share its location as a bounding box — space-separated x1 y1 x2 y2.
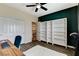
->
71 33 79 56
75 33 79 56
14 35 22 48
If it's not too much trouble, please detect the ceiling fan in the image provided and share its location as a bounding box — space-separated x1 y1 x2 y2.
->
26 3 48 12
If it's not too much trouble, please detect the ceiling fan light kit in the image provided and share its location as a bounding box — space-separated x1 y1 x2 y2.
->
37 4 41 8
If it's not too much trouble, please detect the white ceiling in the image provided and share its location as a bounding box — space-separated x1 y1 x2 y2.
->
4 3 78 17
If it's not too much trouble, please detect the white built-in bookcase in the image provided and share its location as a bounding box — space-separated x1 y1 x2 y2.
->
38 18 67 47
38 21 47 42
46 21 52 43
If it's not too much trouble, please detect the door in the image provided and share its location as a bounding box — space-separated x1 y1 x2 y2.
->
32 22 37 42
0 17 25 44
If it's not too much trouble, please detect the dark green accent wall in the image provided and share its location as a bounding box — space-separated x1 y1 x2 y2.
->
38 6 78 46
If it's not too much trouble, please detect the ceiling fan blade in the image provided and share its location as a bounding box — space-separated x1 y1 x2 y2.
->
26 5 36 7
40 3 47 5
36 3 39 4
35 8 38 12
41 6 48 11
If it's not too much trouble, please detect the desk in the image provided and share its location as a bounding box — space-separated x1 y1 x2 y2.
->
0 40 23 56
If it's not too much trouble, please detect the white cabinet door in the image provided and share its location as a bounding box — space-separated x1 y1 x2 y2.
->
46 21 52 43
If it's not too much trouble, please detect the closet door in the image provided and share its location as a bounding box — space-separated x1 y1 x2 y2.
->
0 17 25 44
46 21 52 43
39 22 46 42
52 18 67 47
14 21 25 43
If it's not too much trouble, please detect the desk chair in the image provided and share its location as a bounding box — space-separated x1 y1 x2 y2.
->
14 35 22 48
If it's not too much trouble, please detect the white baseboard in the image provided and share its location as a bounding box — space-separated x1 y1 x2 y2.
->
67 45 75 49
39 40 75 49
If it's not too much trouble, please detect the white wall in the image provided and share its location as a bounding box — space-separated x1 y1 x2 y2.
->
0 4 38 44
